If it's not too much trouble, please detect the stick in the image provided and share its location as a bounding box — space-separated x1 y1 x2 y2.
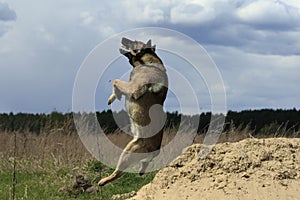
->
12 131 17 200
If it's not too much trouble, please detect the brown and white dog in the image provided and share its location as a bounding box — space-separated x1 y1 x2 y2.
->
98 38 168 186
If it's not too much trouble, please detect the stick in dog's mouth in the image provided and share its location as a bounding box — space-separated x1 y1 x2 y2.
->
119 47 136 56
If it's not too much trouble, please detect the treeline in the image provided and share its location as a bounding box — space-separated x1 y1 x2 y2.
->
0 112 75 133
0 109 299 136
225 109 300 135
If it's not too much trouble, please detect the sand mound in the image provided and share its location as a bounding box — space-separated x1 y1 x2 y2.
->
128 138 300 200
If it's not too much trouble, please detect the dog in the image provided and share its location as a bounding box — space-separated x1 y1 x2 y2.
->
98 38 168 186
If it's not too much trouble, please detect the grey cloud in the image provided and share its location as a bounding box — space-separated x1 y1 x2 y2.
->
0 3 16 37
133 0 300 55
236 0 300 30
1 0 300 113
210 46 300 110
0 3 16 21
79 0 300 56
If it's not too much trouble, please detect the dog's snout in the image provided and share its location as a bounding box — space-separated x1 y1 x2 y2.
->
121 37 134 49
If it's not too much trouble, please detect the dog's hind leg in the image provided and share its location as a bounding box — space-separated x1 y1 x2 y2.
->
97 168 122 186
138 161 149 176
98 138 145 186
138 149 160 176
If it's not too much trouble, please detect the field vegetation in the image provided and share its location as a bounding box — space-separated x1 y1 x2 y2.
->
0 109 299 199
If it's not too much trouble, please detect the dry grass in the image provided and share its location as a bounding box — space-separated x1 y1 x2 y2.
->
0 131 92 173
1 123 298 171
1 122 298 172
0 129 166 200
0 128 185 174
1 122 299 199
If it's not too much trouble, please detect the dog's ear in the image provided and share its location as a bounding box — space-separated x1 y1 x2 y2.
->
151 45 156 52
146 40 151 48
146 40 156 52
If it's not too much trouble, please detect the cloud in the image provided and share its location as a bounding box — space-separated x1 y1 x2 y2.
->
36 27 55 44
80 11 95 26
155 0 300 56
236 0 300 29
78 1 166 33
209 46 300 110
1 0 300 113
120 0 166 24
0 3 16 37
0 2 16 21
74 0 299 56
170 2 215 25
73 0 300 56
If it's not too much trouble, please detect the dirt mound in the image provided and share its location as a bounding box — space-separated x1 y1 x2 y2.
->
128 138 300 200
59 174 98 196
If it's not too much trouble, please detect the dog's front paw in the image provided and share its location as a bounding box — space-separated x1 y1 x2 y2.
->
107 94 116 105
114 87 122 100
113 79 120 86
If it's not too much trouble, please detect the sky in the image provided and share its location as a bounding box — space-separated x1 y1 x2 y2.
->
0 0 300 114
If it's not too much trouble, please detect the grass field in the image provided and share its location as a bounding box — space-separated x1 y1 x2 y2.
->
0 161 156 200
0 131 156 200
1 123 298 200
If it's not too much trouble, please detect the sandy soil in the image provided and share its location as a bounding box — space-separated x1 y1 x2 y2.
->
127 138 300 200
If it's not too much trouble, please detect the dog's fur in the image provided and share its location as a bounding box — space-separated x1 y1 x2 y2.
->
98 38 168 186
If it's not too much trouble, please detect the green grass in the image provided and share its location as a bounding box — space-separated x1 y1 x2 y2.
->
0 160 156 200
99 171 155 199
83 160 156 199
0 171 66 200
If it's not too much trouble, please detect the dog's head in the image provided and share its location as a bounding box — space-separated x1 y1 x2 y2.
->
119 37 158 67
